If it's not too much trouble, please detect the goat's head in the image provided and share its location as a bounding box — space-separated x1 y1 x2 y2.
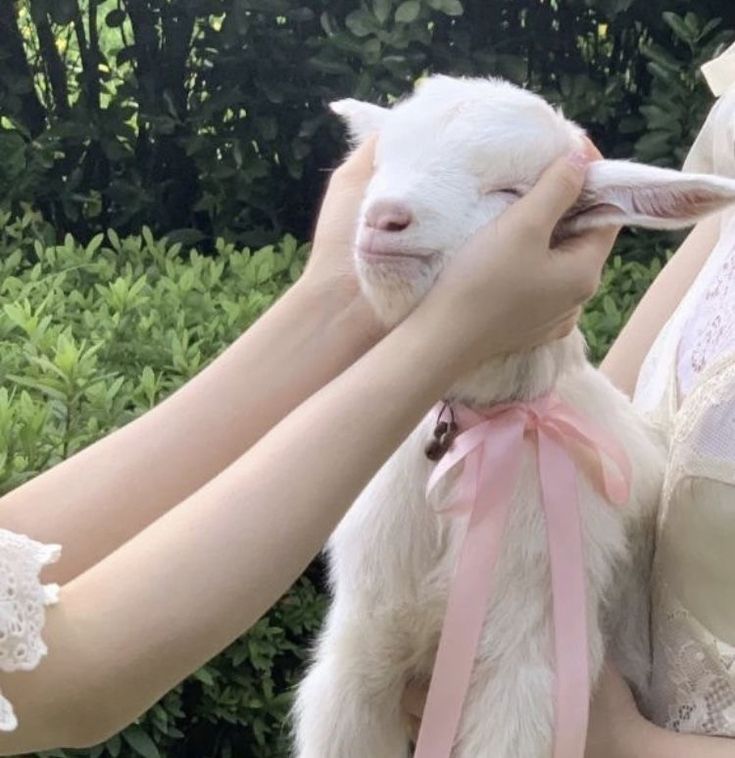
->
332 75 735 327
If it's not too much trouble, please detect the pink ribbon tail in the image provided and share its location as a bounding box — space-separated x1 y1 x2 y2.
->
538 427 589 758
414 414 526 758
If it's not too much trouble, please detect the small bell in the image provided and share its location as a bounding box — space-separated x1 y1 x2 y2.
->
425 438 444 461
434 421 449 438
425 405 458 461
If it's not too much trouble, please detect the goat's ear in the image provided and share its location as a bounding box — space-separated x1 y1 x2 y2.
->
329 99 389 145
562 160 735 234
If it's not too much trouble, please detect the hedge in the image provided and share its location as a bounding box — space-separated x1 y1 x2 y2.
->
0 208 664 757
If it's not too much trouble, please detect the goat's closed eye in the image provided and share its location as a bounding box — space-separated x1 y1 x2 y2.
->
480 184 521 198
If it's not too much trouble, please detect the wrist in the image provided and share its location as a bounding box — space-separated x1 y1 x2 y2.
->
289 275 385 351
391 304 480 394
613 716 662 758
407 293 505 381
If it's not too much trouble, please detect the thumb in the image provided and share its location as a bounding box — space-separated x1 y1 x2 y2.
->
333 134 377 182
508 142 596 234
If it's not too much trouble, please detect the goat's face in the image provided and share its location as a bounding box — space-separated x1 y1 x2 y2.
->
332 75 735 326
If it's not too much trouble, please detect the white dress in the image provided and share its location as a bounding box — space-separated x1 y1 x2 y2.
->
635 42 735 736
0 529 60 731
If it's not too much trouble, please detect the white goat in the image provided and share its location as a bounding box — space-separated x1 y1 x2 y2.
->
293 76 735 758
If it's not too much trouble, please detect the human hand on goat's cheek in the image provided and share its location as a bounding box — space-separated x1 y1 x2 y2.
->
418 138 620 373
301 136 377 299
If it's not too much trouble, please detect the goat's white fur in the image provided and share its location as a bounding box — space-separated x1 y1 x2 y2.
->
293 76 735 758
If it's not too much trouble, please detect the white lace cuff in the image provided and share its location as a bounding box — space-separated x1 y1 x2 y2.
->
0 529 61 731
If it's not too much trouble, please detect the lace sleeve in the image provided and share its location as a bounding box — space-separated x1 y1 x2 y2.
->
0 529 61 731
634 54 735 415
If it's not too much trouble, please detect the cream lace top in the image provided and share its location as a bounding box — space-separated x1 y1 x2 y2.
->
0 530 60 731
635 41 735 736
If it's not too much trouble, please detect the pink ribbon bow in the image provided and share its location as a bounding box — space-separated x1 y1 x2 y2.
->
413 392 631 758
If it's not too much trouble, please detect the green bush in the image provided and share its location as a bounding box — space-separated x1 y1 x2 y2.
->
582 249 664 365
0 208 326 758
0 209 664 756
1 1 732 248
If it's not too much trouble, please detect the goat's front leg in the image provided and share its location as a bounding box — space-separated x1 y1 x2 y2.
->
293 609 413 758
452 617 606 758
451 655 555 758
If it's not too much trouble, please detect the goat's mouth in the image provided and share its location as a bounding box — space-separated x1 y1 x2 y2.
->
358 247 436 263
355 228 439 267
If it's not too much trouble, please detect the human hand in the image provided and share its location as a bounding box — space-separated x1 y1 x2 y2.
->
400 665 642 757
417 139 620 375
587 666 735 758
585 663 648 758
300 137 373 293
297 136 386 341
402 678 428 744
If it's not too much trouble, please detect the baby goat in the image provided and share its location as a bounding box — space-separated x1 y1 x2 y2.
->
294 75 735 758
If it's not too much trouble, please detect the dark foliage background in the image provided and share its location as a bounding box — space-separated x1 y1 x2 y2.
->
1 0 733 248
1 1 734 756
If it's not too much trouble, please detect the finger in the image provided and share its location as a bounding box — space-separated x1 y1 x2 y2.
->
538 312 580 345
582 135 603 161
402 681 428 719
561 224 621 274
406 714 421 743
508 144 596 232
333 134 377 181
553 312 581 339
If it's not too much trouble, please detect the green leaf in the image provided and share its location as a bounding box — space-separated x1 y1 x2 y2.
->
436 0 463 15
0 133 26 183
373 0 392 24
698 17 722 41
640 42 679 72
87 233 104 256
122 725 161 758
345 9 376 37
395 0 420 23
193 667 215 686
107 228 121 252
662 12 695 46
105 9 127 27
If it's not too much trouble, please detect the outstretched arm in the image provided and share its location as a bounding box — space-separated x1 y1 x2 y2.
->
0 141 383 586
600 215 720 395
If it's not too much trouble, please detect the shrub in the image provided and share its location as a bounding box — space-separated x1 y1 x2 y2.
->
582 248 665 365
0 209 664 756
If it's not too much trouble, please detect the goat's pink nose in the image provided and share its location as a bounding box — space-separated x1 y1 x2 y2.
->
364 201 413 232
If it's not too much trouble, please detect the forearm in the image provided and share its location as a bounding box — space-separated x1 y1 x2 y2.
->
0 306 459 754
600 216 719 396
587 666 735 758
622 721 734 758
0 280 379 584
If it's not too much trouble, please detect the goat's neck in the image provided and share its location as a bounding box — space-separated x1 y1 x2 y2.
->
446 329 587 409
